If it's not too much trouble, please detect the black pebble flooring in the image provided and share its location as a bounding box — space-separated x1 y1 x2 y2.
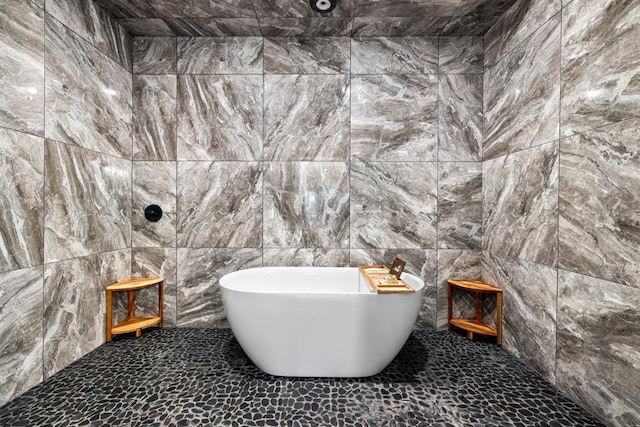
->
0 328 604 427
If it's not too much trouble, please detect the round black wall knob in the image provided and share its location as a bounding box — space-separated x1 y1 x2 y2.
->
144 204 163 222
310 0 337 13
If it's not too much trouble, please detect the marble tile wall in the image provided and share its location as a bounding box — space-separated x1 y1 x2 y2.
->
131 34 484 330
0 0 133 406
483 1 640 425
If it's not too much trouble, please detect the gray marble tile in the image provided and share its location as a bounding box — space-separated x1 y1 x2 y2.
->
483 142 558 267
263 249 350 267
440 13 502 36
177 75 262 160
0 1 44 136
132 161 177 248
483 16 560 160
264 162 349 248
44 249 130 378
350 161 437 249
438 162 482 250
559 118 640 289
436 250 482 330
131 248 177 328
44 141 131 263
177 248 262 327
351 74 437 161
350 249 437 330
133 37 176 74
438 74 482 162
177 162 262 248
351 17 451 37
264 75 349 161
484 0 561 67
97 0 256 18
253 0 354 18
557 270 640 427
0 129 44 272
438 37 483 74
165 18 262 36
133 75 177 161
351 37 438 74
264 37 350 74
0 266 43 406
258 18 352 37
45 16 132 158
176 37 263 74
119 18 175 37
561 0 640 137
353 0 460 17
482 253 557 383
46 0 132 70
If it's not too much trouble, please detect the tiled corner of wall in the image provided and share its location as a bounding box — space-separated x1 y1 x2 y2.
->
556 270 640 427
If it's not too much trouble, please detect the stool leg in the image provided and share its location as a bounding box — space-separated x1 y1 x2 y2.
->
127 290 136 320
496 292 503 346
158 281 164 328
475 292 483 322
467 331 473 340
106 290 113 342
447 283 452 331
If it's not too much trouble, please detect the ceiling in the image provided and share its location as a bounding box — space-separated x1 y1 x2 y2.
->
94 0 517 37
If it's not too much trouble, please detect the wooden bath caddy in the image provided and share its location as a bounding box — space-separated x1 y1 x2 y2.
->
358 265 415 294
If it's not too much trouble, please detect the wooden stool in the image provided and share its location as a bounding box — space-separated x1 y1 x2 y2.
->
447 279 503 345
106 277 164 342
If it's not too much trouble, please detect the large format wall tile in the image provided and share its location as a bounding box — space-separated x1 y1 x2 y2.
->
0 266 43 406
264 37 350 74
133 37 176 74
561 0 640 137
483 16 560 160
438 36 483 74
0 1 44 137
351 74 437 161
0 129 44 272
177 162 262 248
45 16 132 159
259 17 353 37
263 249 350 267
177 37 263 74
559 119 640 289
351 37 438 74
133 74 177 161
483 142 558 267
132 161 177 248
436 250 482 330
46 0 132 70
557 271 640 427
264 162 349 248
131 248 177 327
482 253 557 382
165 17 262 37
177 75 262 161
264 75 349 161
350 161 437 249
44 141 131 263
350 249 437 330
484 0 561 67
351 17 450 37
44 249 130 378
438 162 482 250
438 74 482 161
177 248 262 327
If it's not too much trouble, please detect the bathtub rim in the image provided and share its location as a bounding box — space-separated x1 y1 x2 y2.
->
219 266 425 295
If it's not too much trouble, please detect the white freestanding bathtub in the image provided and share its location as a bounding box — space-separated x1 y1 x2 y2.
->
219 267 425 377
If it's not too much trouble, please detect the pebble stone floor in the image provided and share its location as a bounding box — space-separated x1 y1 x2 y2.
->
0 328 604 427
